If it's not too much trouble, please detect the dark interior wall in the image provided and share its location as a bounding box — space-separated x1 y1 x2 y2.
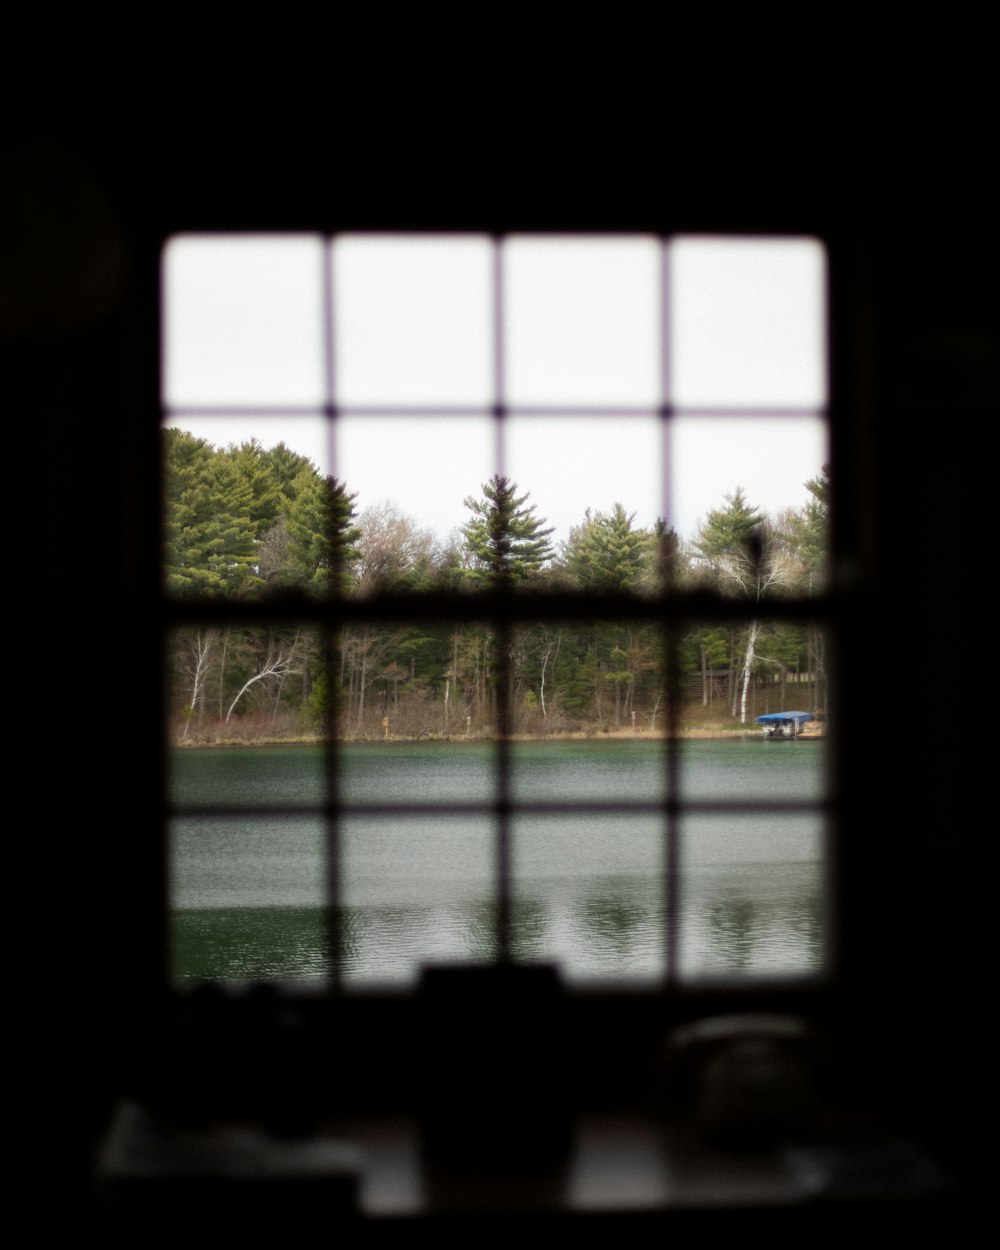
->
7 10 995 1213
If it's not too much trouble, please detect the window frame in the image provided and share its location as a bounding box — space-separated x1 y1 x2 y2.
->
147 204 858 1120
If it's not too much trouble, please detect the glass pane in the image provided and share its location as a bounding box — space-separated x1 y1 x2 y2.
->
163 234 326 406
336 413 494 591
505 413 664 564
669 236 826 408
678 811 827 980
512 811 664 984
162 420 342 601
341 809 496 987
170 812 328 984
167 624 328 746
502 620 669 743
674 619 830 791
332 234 493 405
335 619 507 740
169 740 326 811
511 738 668 802
504 236 662 406
674 421 830 592
678 733 827 806
339 737 497 804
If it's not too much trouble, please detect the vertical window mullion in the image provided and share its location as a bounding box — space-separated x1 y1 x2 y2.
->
493 236 513 964
660 235 681 986
323 234 343 991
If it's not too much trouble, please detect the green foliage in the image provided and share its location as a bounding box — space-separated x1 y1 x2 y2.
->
562 503 651 591
164 429 262 597
805 463 831 509
785 464 830 589
163 430 359 598
281 472 361 595
225 438 286 533
651 518 682 588
692 487 794 601
695 486 765 562
304 670 343 727
163 437 828 738
461 474 555 585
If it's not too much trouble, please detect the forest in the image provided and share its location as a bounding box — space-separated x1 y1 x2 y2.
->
165 429 829 742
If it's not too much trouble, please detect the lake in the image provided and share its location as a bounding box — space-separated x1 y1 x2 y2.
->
170 738 827 987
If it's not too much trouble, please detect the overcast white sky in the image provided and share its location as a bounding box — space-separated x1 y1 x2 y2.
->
163 234 827 547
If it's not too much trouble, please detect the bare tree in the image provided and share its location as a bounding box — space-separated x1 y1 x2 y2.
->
225 635 303 723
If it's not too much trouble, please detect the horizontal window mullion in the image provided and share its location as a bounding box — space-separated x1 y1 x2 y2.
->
161 594 840 628
168 798 832 819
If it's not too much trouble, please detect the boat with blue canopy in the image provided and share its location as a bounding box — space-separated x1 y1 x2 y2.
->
755 711 824 740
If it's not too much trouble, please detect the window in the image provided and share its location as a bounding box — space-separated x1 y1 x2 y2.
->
162 232 832 993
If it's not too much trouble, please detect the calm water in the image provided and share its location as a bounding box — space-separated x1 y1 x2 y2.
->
171 739 827 987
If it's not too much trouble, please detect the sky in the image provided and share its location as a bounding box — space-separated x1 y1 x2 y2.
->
163 234 828 547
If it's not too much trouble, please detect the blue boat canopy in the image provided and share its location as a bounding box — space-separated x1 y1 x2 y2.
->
755 711 814 724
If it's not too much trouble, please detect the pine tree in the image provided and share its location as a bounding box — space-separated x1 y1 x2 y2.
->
163 428 261 598
691 487 796 724
461 474 555 586
693 486 765 573
562 503 650 591
283 471 361 595
786 464 830 591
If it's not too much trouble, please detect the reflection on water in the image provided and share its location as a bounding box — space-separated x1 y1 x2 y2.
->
685 863 824 976
171 740 826 986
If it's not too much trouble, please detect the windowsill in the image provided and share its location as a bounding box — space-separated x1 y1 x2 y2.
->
94 1101 952 1218
341 1112 796 1215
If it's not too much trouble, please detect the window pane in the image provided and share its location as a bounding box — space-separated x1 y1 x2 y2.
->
678 812 827 980
336 413 495 590
674 416 829 591
168 739 326 810
512 810 665 984
167 624 327 744
505 414 664 559
669 237 826 408
675 620 830 798
171 812 328 984
504 236 662 406
340 738 498 806
511 738 668 802
163 235 326 406
332 235 493 406
341 810 496 986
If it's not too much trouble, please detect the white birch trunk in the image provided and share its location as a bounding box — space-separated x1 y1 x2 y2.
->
738 620 761 724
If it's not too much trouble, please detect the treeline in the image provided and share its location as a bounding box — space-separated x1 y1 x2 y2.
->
166 430 828 740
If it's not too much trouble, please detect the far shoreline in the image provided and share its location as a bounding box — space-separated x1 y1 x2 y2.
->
171 726 778 748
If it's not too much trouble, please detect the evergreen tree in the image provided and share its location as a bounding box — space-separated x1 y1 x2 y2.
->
461 474 555 586
693 486 765 575
805 463 831 510
650 517 683 591
225 438 285 535
691 487 797 724
260 441 321 501
283 471 361 594
164 428 261 598
786 464 830 592
562 503 650 591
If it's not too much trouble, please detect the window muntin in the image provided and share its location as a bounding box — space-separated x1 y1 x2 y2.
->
162 232 831 990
